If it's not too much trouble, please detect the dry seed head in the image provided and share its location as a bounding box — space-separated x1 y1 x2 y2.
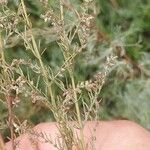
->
31 91 46 104
41 10 57 25
77 55 117 92
78 13 94 44
4 76 26 107
0 12 19 30
13 120 28 134
11 96 20 107
30 63 41 74
62 87 81 105
105 55 117 71
11 59 26 67
0 0 7 5
5 76 26 96
60 67 65 72
62 88 74 102
39 0 48 6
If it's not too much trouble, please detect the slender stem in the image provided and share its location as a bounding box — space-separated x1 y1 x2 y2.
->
7 95 15 150
31 35 55 106
20 0 56 107
20 0 31 28
0 34 5 64
69 71 86 150
60 0 64 22
1 33 15 150
59 1 86 149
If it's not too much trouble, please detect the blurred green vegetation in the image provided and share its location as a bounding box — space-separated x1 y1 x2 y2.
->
96 0 150 129
0 0 150 134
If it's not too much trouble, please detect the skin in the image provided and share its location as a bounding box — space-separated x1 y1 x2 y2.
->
5 120 150 150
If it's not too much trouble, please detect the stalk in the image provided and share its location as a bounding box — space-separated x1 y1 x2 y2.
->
59 1 86 149
70 71 86 150
0 34 15 150
6 95 15 150
20 0 56 107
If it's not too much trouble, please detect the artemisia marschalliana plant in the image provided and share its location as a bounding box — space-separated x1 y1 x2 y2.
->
0 0 117 149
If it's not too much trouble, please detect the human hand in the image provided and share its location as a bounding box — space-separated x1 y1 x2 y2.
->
5 120 150 150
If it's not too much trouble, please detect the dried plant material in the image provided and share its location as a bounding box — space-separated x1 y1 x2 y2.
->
0 0 7 5
0 0 124 149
